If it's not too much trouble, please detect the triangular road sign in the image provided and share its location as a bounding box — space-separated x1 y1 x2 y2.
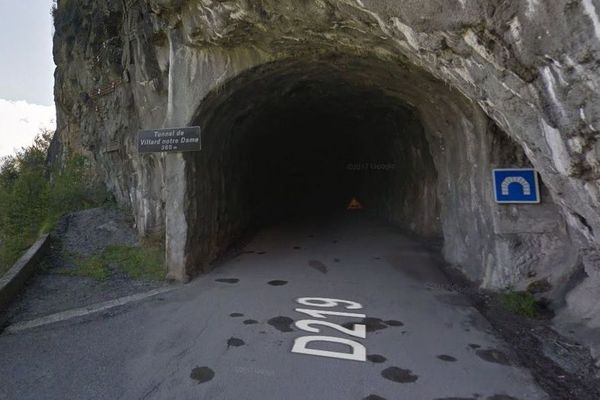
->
347 197 363 210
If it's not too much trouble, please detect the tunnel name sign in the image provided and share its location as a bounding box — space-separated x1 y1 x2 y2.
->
138 126 201 153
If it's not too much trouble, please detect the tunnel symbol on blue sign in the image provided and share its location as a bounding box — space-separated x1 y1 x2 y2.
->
493 169 540 204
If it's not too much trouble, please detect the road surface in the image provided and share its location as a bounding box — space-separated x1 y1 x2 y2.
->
0 217 548 399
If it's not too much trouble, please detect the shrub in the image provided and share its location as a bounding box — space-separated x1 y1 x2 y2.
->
499 290 541 319
0 130 111 275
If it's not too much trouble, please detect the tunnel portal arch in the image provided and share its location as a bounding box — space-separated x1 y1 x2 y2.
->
163 54 573 291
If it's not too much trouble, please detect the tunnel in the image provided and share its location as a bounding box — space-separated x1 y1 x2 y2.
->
177 55 569 287
183 57 443 274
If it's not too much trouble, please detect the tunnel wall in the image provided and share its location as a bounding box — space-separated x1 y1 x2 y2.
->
53 1 600 327
181 57 578 301
184 62 442 272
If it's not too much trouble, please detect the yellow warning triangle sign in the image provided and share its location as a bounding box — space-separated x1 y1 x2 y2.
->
347 197 363 210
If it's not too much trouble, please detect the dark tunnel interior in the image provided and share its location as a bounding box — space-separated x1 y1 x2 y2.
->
187 69 441 270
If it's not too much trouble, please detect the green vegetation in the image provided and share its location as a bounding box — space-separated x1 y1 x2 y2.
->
64 254 111 281
499 290 541 318
0 130 112 275
63 245 166 282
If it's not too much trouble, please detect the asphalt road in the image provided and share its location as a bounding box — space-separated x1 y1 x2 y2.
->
0 217 548 400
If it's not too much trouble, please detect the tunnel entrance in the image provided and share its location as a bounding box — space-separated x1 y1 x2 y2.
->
239 82 436 225
184 58 441 275
175 55 567 287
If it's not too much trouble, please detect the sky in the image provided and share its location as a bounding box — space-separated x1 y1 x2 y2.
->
0 0 56 158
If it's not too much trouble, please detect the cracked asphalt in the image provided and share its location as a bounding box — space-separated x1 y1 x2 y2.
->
0 217 549 399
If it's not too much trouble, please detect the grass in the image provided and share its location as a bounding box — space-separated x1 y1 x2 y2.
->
63 244 166 282
103 245 166 281
72 256 112 281
499 290 541 318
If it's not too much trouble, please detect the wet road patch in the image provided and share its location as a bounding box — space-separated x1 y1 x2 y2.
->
344 317 402 332
385 320 404 327
268 316 295 332
227 337 245 348
367 354 387 363
468 344 481 350
243 319 258 325
190 367 215 384
381 367 418 383
364 395 387 400
476 349 511 366
268 280 288 286
215 278 239 284
437 355 457 362
230 313 244 317
308 260 328 274
433 397 476 400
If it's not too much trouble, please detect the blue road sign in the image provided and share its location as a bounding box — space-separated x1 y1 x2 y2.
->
493 169 541 204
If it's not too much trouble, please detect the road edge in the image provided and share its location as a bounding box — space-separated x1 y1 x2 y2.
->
0 235 50 312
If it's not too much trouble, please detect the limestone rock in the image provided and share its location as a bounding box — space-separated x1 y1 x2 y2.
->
52 0 600 325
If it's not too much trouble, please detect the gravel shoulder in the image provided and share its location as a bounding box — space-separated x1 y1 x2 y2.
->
442 265 600 400
1 208 168 326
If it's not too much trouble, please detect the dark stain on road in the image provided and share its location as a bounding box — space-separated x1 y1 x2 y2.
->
476 349 511 366
363 318 389 332
230 313 244 317
437 355 457 362
344 317 403 332
257 251 267 255
243 319 258 325
381 367 419 383
487 395 518 400
435 294 472 306
385 320 404 327
364 395 387 400
367 354 387 363
468 344 481 350
268 280 288 286
308 260 328 274
268 316 294 332
334 258 341 263
293 246 302 250
227 337 245 348
215 278 239 284
190 367 215 384
433 397 476 400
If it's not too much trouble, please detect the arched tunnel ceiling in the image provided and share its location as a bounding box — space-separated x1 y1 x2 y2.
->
193 56 477 148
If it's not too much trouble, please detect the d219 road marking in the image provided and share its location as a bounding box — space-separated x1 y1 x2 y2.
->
291 297 367 362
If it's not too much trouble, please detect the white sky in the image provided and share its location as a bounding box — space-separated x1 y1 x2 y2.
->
0 0 56 158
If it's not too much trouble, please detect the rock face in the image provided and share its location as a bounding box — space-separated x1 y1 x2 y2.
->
53 1 600 325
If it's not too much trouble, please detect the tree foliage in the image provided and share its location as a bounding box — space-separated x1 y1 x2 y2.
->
0 130 111 273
